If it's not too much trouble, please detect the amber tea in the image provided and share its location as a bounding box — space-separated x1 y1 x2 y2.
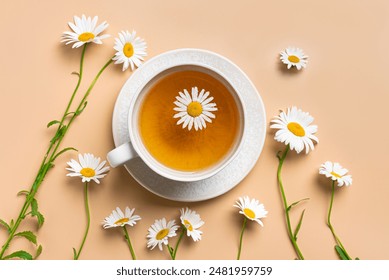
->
138 68 243 172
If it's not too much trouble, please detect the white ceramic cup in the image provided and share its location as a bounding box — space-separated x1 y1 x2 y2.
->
107 49 247 182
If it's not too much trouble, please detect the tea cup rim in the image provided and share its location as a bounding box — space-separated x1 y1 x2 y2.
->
127 48 249 182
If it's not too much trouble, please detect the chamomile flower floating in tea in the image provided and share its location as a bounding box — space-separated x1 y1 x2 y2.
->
319 161 353 187
280 47 308 70
173 87 218 131
180 207 204 242
147 218 179 252
234 196 267 260
66 153 110 184
61 15 110 48
103 207 141 260
270 106 318 154
112 30 147 71
319 161 356 260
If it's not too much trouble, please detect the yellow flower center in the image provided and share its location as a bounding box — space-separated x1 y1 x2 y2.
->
114 218 130 225
288 55 300 63
78 32 95 42
156 228 169 240
187 101 203 117
243 208 256 219
330 171 342 178
80 167 95 178
123 43 134 58
183 219 193 231
287 122 306 137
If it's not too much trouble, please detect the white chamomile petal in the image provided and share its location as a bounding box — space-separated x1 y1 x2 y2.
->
270 106 318 154
180 208 204 242
147 218 179 251
234 196 268 226
280 47 308 70
102 206 141 229
66 153 109 184
173 87 218 131
319 161 352 187
61 15 110 48
112 30 147 71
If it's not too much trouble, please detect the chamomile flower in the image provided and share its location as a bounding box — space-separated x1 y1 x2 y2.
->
180 208 204 242
270 106 319 154
147 218 179 251
112 30 147 71
234 196 268 226
66 153 109 184
173 87 218 131
319 161 352 187
102 207 141 229
280 47 308 70
61 15 110 48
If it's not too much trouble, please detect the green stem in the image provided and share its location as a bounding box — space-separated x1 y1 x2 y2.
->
0 45 88 259
58 44 87 128
39 45 87 173
277 145 305 260
123 226 136 260
48 57 114 163
166 244 175 260
327 181 352 259
74 183 90 260
172 227 185 260
237 217 247 260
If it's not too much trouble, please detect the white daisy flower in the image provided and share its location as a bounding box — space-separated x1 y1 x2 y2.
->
61 15 110 48
180 208 204 242
173 87 218 131
102 207 141 229
280 47 308 70
319 161 352 187
147 218 179 251
234 196 268 226
66 153 110 184
270 106 319 154
112 30 147 71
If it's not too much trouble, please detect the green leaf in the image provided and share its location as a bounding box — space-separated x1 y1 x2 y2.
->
30 199 44 228
335 245 350 260
36 212 45 228
73 248 77 260
35 245 43 259
293 209 306 240
15 231 37 245
0 219 11 233
10 219 14 228
52 147 78 161
287 198 310 212
75 101 87 115
47 120 60 128
17 190 30 196
3 250 33 260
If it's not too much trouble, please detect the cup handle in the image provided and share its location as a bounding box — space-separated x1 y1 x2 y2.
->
107 142 138 168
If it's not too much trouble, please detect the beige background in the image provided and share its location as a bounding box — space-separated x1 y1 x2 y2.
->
0 0 388 260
